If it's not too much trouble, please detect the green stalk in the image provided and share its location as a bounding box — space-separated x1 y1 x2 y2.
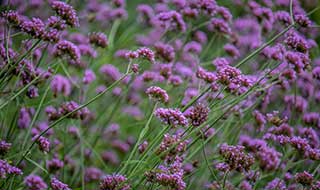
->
235 24 294 68
119 101 158 174
13 72 131 170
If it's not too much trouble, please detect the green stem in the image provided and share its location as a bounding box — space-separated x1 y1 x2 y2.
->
15 72 131 167
235 24 294 68
108 19 121 50
120 101 158 174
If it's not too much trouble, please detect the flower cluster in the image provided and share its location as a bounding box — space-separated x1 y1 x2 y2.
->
146 157 186 190
0 159 22 178
1 0 320 190
146 86 169 103
154 108 188 127
218 144 255 172
99 174 131 190
50 1 79 27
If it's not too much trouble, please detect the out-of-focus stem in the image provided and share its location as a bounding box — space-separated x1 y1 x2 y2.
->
120 101 158 174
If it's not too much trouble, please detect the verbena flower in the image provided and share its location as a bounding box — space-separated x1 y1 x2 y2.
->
33 136 50 153
51 74 72 97
219 143 255 172
89 32 108 48
126 47 156 63
156 133 188 159
155 108 188 127
83 69 96 84
99 174 131 190
50 177 71 190
47 157 64 173
208 18 231 35
146 86 169 103
0 140 11 155
24 175 48 190
51 1 79 27
184 103 210 127
0 159 22 178
196 67 217 83
85 167 103 182
53 40 81 64
154 42 175 62
295 171 314 186
154 10 187 32
20 17 46 39
146 156 186 190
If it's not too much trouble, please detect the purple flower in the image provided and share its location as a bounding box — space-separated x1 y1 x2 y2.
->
0 10 22 25
285 31 310 53
137 4 154 25
146 157 186 190
208 18 231 35
50 177 70 190
51 1 79 27
53 40 81 64
156 133 188 159
219 143 255 172
312 66 320 79
196 0 217 16
18 107 34 129
89 32 108 48
122 106 143 119
101 151 119 165
193 30 208 44
0 43 17 61
127 47 156 63
20 17 46 39
100 64 122 82
183 41 202 54
303 112 320 127
24 175 48 190
85 167 103 182
155 108 188 127
78 44 97 58
215 162 230 172
43 28 60 43
275 11 292 26
0 159 22 178
109 8 128 20
295 171 313 186
154 10 187 32
33 136 50 153
184 103 210 127
146 86 169 103
138 141 148 154
46 16 67 30
83 69 96 84
51 74 72 97
58 101 90 120
294 14 311 27
239 181 253 190
100 174 131 190
265 178 286 190
284 95 308 113
216 6 232 21
154 42 175 62
0 140 11 155
196 67 217 83
224 43 240 58
47 158 64 173
111 139 130 153
112 0 126 8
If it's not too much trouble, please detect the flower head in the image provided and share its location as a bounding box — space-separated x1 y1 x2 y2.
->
51 1 79 27
155 108 188 127
146 86 169 103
